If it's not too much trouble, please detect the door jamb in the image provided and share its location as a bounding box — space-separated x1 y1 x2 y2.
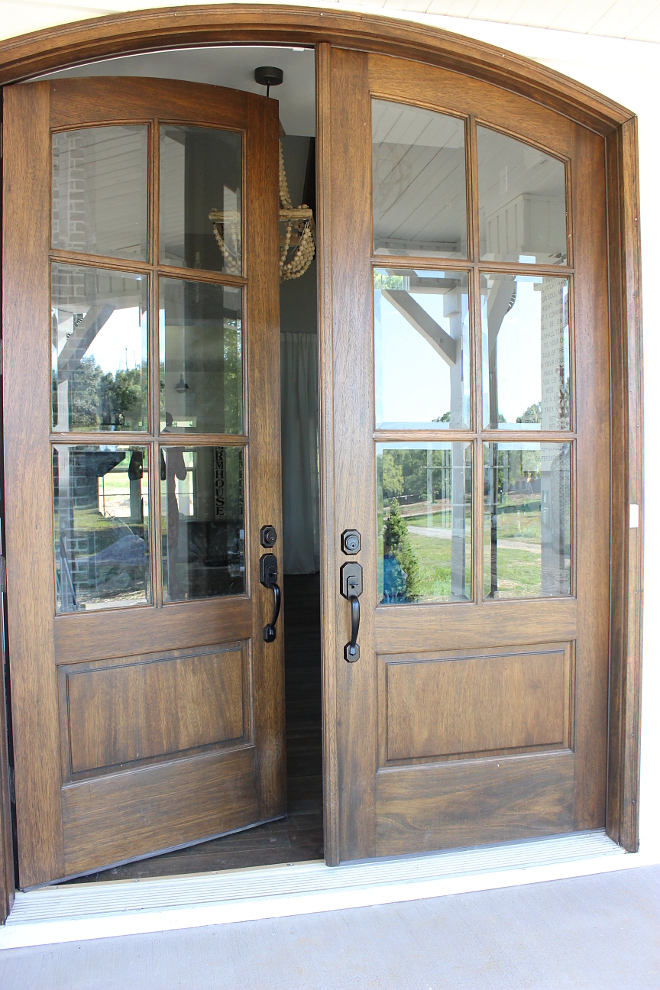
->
0 4 643 907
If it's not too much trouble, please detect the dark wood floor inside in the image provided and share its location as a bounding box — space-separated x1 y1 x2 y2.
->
69 574 323 884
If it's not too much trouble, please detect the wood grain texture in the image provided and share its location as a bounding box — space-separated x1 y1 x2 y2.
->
61 748 259 879
368 53 574 160
383 647 569 763
2 83 64 887
0 581 15 921
374 598 577 653
326 47 611 863
0 6 633 134
571 123 610 831
375 751 576 855
49 75 248 130
64 644 246 774
0 112 16 918
245 91 286 823
316 41 341 867
4 76 286 886
330 47 378 862
54 597 252 664
605 118 644 852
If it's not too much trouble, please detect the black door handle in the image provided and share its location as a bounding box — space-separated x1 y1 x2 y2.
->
347 596 360 662
260 552 281 643
340 561 363 662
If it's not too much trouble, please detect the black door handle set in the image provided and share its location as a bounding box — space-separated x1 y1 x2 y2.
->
340 529 362 663
259 525 281 643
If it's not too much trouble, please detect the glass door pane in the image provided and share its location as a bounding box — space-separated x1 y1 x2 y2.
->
477 125 567 265
372 99 467 259
159 277 243 435
52 126 148 260
159 125 242 274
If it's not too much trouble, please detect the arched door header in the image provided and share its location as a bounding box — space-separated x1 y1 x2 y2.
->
0 4 632 135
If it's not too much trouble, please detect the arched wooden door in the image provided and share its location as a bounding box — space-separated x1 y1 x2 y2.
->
326 48 610 861
3 77 285 886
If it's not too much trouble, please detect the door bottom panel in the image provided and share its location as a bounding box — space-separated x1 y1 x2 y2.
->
61 747 263 877
374 751 576 857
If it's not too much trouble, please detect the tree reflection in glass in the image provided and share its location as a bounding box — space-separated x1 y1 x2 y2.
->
377 443 472 604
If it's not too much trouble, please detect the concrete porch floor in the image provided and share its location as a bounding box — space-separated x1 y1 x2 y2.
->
1 864 658 989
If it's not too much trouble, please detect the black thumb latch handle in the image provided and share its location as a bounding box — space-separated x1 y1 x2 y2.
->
346 596 360 662
340 560 363 662
260 552 281 643
264 583 281 643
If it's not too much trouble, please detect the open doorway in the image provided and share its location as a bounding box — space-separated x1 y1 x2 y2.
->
21 45 323 884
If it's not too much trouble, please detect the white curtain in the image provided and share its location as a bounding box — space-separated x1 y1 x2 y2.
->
280 332 319 573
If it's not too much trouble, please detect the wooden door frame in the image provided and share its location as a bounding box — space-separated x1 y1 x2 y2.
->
0 5 643 910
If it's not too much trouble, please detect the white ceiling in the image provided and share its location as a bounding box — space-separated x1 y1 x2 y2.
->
2 0 660 45
378 0 660 42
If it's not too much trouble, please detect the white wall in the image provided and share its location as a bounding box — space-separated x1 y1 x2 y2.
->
1 1 659 854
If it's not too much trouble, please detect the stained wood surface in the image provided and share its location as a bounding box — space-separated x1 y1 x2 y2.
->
4 76 285 886
65 575 323 883
2 82 64 887
61 748 259 878
383 647 569 763
328 47 611 862
63 645 246 774
374 598 577 653
316 41 340 867
0 6 634 134
330 47 378 861
54 598 252 664
245 91 287 823
605 117 645 852
571 122 610 830
49 76 248 130
375 751 576 855
0 112 16 918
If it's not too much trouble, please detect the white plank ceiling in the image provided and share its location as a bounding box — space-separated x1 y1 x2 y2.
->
1 0 660 44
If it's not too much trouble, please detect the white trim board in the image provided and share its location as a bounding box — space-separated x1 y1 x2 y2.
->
2 830 659 950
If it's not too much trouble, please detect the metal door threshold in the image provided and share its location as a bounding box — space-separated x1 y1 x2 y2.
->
1 829 653 950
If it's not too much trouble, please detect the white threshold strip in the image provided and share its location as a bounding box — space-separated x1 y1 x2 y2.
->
2 829 659 950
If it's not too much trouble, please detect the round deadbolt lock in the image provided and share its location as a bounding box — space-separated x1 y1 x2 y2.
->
260 524 277 548
341 529 361 555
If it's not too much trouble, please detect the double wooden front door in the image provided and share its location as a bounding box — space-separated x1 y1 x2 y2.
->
3 49 611 886
3 77 285 886
326 48 610 860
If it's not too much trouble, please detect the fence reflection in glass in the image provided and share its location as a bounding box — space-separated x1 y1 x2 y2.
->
53 445 150 613
483 442 571 598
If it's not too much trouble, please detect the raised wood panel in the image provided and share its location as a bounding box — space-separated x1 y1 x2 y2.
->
375 751 576 855
382 645 570 764
61 747 259 878
54 597 252 664
374 597 577 654
63 643 247 775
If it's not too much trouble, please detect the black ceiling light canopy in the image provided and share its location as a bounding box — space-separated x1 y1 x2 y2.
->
254 65 284 98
